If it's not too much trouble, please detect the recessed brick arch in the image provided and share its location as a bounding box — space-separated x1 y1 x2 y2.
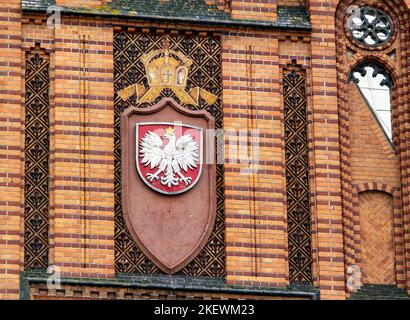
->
335 0 410 295
356 190 395 284
353 182 397 195
351 183 401 285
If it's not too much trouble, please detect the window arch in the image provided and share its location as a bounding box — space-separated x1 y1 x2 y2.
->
349 61 394 142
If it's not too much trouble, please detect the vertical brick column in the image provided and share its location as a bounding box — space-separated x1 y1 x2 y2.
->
0 0 22 299
52 17 115 278
231 0 277 21
223 31 288 287
309 1 346 299
399 0 410 296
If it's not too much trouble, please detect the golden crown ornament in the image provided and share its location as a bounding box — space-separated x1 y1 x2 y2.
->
118 37 219 106
165 127 176 135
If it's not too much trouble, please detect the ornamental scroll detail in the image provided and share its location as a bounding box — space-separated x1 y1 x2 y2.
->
283 65 313 284
24 51 50 270
114 32 225 277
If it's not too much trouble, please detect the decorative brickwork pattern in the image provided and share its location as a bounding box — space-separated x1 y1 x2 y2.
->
23 51 51 270
283 65 312 284
0 0 409 300
347 83 402 288
358 191 395 284
335 0 410 295
113 31 225 277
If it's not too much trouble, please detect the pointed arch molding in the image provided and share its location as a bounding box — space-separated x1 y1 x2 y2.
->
348 61 394 89
335 0 410 292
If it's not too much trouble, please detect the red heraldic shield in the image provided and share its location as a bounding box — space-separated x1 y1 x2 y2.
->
121 98 216 274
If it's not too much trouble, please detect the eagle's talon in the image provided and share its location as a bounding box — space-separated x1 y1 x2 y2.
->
147 173 160 182
180 177 192 186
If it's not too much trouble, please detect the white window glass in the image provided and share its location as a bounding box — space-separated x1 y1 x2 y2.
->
352 66 392 141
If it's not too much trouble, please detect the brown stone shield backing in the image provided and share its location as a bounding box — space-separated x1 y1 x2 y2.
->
121 98 216 274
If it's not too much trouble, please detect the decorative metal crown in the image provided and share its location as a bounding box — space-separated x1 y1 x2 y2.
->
141 37 193 88
118 36 219 106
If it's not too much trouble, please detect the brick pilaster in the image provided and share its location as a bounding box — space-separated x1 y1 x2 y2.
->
309 0 346 300
0 0 22 299
223 31 288 287
51 16 115 278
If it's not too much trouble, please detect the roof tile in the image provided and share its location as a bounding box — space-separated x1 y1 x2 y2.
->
22 1 310 29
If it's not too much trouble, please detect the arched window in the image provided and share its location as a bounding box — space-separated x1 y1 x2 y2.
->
349 62 394 142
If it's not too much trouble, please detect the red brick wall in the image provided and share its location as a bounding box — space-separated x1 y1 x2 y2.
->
222 31 288 287
347 83 404 287
0 0 22 300
231 0 277 21
277 0 306 6
50 16 115 278
335 0 410 296
309 0 346 300
19 15 115 280
348 84 399 188
358 191 395 285
2 0 410 300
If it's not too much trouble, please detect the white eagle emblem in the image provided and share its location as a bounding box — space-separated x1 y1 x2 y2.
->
139 127 199 188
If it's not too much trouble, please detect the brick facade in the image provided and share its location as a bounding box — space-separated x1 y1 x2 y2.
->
0 0 22 300
0 0 410 300
231 0 277 21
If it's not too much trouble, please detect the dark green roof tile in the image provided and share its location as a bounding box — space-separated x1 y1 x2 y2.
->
22 1 310 30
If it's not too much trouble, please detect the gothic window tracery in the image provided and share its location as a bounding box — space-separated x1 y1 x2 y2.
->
349 62 394 142
347 7 394 47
